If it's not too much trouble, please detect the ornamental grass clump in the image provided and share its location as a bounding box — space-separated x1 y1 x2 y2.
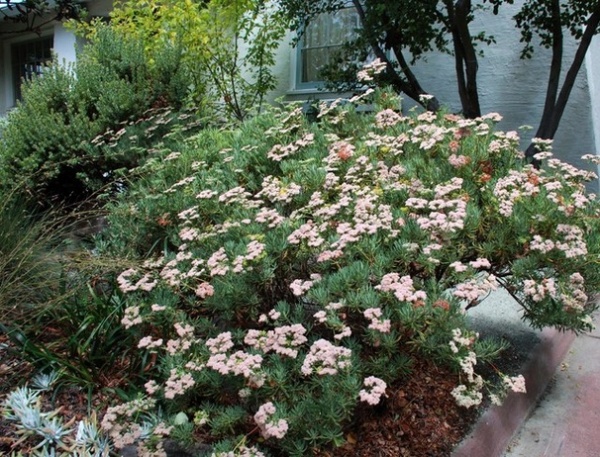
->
96 75 600 455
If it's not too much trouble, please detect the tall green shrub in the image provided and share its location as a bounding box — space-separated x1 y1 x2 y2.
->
0 26 190 206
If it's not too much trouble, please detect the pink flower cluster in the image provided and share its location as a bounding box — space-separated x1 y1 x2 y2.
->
255 207 285 228
207 350 263 378
121 305 143 329
523 278 557 302
117 268 157 293
364 131 408 156
359 376 387 405
101 398 157 449
166 322 196 355
410 123 448 150
375 109 405 128
363 308 391 333
530 224 587 258
289 274 322 296
206 332 235 354
254 402 289 439
287 220 326 248
267 133 315 161
375 273 427 303
164 369 195 399
494 169 541 216
562 273 588 311
195 281 214 299
502 375 526 394
244 324 308 358
357 57 387 82
256 176 302 203
448 154 470 168
453 274 498 303
213 446 266 457
301 339 352 376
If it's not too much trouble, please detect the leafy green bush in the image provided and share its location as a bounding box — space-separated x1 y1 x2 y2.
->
91 81 600 455
0 25 190 206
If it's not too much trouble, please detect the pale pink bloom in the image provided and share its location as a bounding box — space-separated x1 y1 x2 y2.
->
164 369 195 399
138 336 163 349
195 282 215 299
453 274 498 302
301 339 352 376
469 258 491 269
375 109 404 128
121 306 143 329
375 273 427 303
290 278 317 296
451 384 483 408
254 402 289 439
206 332 234 354
449 261 468 272
313 310 327 323
268 309 281 321
334 326 352 340
145 380 160 395
503 375 526 393
448 154 470 168
196 189 217 199
359 376 387 405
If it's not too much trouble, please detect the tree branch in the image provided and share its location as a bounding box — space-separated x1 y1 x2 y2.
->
454 0 481 118
547 3 600 138
352 0 440 110
534 0 563 140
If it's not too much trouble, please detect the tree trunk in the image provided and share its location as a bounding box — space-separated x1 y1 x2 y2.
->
446 0 481 118
526 4 600 160
533 0 563 140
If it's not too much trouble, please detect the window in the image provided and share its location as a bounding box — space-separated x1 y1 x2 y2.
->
296 7 360 89
11 35 54 102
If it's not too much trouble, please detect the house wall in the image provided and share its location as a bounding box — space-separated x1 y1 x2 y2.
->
269 3 600 184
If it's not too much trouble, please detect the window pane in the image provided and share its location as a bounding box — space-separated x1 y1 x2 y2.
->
11 36 54 102
300 7 359 84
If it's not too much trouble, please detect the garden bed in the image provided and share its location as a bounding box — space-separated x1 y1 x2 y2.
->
0 290 540 457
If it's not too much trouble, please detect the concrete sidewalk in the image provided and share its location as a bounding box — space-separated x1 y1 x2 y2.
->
452 291 600 457
503 318 600 457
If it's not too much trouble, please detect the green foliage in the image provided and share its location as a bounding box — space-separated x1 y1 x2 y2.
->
89 0 287 120
89 86 600 454
0 26 189 206
0 192 66 326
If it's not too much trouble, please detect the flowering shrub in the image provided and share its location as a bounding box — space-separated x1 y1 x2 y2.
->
96 82 600 455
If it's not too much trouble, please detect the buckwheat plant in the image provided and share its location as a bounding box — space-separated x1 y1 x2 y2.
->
98 67 600 454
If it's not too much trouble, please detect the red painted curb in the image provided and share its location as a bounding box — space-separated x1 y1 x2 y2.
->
452 327 577 457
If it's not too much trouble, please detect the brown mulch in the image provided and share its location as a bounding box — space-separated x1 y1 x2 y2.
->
321 359 479 457
0 333 479 457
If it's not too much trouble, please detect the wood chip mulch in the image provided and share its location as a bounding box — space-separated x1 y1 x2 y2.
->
322 359 479 457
